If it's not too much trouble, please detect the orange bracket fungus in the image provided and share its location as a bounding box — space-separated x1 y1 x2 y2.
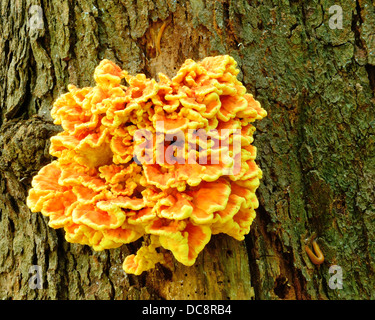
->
27 55 267 275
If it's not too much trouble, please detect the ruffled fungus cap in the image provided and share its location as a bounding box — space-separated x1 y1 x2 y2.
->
27 55 267 275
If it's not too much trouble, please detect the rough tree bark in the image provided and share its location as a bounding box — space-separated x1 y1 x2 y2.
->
0 0 374 300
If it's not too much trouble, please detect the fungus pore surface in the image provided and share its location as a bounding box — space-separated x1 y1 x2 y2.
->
27 56 267 275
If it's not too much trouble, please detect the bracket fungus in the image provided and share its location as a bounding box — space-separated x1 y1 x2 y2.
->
27 55 267 275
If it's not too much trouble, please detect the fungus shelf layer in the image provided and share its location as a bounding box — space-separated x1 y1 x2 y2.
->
27 56 267 275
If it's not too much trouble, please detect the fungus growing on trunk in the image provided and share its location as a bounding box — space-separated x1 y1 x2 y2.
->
27 56 267 275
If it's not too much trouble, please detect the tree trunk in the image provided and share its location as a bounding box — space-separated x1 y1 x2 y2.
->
0 0 374 300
